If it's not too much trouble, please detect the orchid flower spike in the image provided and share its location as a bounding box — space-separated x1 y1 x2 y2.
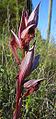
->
10 2 40 64
11 3 41 118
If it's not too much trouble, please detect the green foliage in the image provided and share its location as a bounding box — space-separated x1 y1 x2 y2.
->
0 0 25 33
0 34 17 118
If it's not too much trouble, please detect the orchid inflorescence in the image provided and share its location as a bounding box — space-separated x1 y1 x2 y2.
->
10 2 45 119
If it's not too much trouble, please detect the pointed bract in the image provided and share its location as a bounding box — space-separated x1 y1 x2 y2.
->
27 2 41 28
24 78 45 88
19 45 35 84
18 10 28 39
11 30 21 48
31 54 40 71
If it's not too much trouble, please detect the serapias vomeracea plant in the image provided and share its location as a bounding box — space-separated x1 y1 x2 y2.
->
9 2 46 119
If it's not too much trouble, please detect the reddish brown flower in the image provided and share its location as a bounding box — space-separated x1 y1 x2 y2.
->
10 3 40 64
23 78 45 97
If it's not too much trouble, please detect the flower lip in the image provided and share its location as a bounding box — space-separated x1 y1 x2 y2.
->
28 27 35 34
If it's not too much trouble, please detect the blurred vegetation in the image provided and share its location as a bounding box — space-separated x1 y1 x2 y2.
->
0 0 56 119
0 0 25 33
